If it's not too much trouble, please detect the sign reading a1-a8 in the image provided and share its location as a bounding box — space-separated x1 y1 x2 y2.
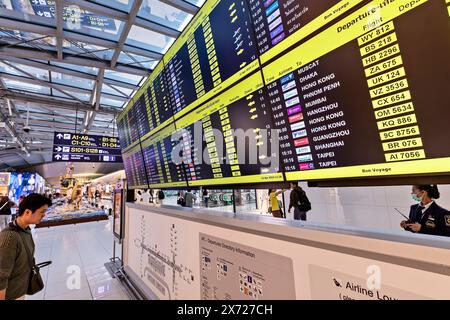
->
52 132 122 163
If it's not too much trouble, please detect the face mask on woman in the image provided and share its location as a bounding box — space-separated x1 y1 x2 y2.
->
411 192 423 202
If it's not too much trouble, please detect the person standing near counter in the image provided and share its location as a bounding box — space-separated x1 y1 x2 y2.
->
268 189 285 218
184 190 195 208
401 185 450 237
288 182 311 221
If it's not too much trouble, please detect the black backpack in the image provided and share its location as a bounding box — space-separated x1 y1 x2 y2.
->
158 190 165 200
295 189 311 212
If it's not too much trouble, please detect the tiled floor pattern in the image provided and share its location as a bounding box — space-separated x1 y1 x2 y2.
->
26 218 131 300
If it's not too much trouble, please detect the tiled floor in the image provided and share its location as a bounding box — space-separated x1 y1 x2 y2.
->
26 218 131 300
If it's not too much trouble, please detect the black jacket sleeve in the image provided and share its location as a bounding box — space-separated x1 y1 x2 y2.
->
289 189 298 211
418 204 450 237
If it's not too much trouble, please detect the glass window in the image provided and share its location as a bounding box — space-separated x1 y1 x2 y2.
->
9 63 50 81
88 0 133 12
50 62 98 75
51 72 95 90
63 42 115 61
0 0 55 20
102 84 133 97
104 70 143 85
185 0 205 7
235 189 258 215
63 5 124 41
118 52 158 70
95 114 115 122
138 0 193 31
0 29 56 47
3 79 51 95
53 89 91 102
100 96 126 108
0 62 24 77
126 25 175 54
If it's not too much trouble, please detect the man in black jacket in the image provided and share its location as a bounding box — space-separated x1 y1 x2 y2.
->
0 193 51 300
288 182 311 221
0 196 14 231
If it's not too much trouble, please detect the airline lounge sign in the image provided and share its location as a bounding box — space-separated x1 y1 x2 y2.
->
52 132 122 163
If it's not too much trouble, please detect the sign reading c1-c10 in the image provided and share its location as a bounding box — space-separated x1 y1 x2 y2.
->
53 132 122 163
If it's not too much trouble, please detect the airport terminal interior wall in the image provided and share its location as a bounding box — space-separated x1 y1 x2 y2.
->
288 184 450 232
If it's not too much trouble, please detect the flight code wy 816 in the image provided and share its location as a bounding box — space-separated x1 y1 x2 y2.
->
177 304 273 318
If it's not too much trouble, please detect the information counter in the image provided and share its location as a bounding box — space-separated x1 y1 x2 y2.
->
123 203 450 300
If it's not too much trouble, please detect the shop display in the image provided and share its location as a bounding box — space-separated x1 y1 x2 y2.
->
113 189 126 240
0 173 10 196
36 197 108 228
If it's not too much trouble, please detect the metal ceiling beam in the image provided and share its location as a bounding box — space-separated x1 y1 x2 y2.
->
0 56 96 80
111 0 143 68
0 67 88 105
0 108 29 155
0 47 149 76
2 90 119 115
135 18 181 38
14 112 84 125
0 16 164 60
0 72 128 102
56 0 64 60
13 118 96 130
95 69 105 110
160 0 199 15
85 68 105 131
65 0 129 20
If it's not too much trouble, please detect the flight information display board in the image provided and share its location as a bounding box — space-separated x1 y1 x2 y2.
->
140 123 188 188
174 72 284 186
122 144 148 189
262 0 450 181
116 115 130 150
53 132 122 163
164 0 260 120
118 62 173 150
143 62 173 139
116 101 141 150
119 0 450 187
248 0 365 64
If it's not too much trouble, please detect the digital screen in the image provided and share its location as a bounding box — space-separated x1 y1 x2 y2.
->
141 124 188 188
122 144 148 189
145 63 173 134
174 72 283 186
164 0 260 120
113 189 125 240
119 0 450 187
8 172 38 203
263 0 450 181
248 0 365 64
53 132 122 163
118 62 173 149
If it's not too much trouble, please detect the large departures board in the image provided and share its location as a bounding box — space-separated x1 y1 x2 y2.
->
164 0 260 120
122 144 148 189
140 124 188 188
174 72 283 186
118 0 450 188
263 0 450 180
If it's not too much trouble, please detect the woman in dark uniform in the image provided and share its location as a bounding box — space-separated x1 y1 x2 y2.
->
400 185 450 237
